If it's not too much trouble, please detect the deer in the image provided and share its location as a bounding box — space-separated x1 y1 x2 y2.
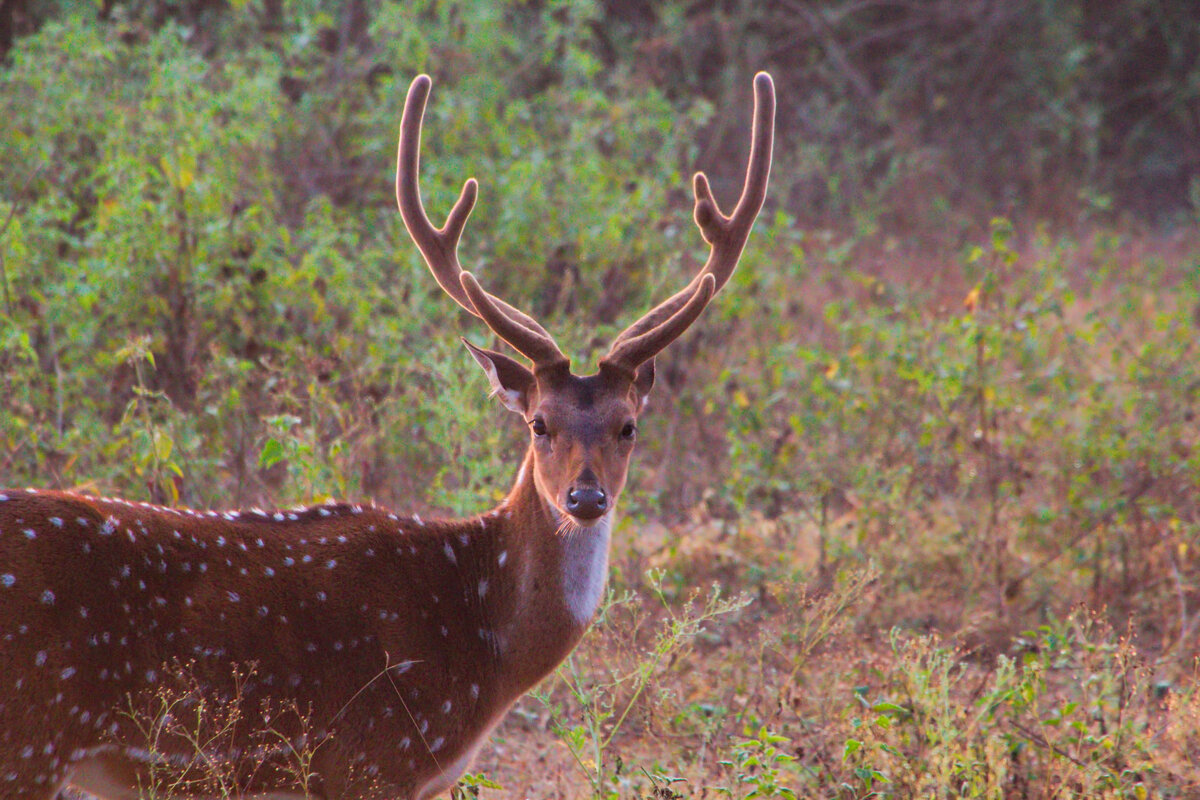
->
0 71 774 800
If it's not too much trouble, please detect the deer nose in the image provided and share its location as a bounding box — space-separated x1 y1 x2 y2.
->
565 486 607 520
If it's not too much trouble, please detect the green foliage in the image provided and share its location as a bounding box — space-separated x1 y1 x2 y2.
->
451 772 504 799
718 726 798 799
838 615 1159 798
0 1 704 512
0 15 286 496
112 334 187 504
704 217 1199 634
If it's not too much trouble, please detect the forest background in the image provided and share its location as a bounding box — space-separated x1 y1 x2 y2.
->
2 0 1199 797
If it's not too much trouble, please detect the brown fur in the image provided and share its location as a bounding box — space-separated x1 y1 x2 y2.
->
0 464 597 798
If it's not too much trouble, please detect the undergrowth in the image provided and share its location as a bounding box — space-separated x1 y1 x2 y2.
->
118 664 326 799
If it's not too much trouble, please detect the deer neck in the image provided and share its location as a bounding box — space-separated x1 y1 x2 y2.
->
487 448 611 696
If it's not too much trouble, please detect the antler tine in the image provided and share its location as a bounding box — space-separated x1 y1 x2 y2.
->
396 74 556 340
607 72 775 354
601 274 714 373
461 272 569 369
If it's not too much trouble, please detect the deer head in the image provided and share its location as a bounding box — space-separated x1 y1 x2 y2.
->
396 73 775 528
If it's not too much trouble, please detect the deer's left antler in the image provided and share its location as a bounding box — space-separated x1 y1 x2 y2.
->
600 71 775 372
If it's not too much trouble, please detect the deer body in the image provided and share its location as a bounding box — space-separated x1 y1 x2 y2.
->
0 71 773 798
0 460 601 798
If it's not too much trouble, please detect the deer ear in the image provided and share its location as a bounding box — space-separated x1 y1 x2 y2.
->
463 339 535 414
633 358 655 411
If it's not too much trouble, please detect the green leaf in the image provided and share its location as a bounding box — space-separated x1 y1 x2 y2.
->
259 438 285 469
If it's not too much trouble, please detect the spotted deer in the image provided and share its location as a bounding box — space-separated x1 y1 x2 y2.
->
0 71 774 799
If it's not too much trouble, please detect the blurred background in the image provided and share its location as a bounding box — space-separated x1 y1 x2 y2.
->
3 1 1199 797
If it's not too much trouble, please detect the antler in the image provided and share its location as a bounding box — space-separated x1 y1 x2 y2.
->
602 275 715 371
396 74 567 368
460 272 568 367
600 72 775 373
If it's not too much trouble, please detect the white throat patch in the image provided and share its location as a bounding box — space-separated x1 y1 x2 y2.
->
560 515 612 625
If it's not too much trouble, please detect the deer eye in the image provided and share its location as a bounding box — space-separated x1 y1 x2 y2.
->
619 421 637 441
530 418 548 437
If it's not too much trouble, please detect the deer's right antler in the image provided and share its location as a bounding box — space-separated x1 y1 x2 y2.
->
396 75 568 370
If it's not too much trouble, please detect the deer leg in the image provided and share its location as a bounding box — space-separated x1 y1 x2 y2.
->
66 750 327 800
60 750 145 800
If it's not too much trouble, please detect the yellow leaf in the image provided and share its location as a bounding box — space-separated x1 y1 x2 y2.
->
733 389 750 409
178 167 194 190
97 196 120 228
824 361 839 379
154 431 173 462
159 155 175 185
164 477 180 506
963 283 981 312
